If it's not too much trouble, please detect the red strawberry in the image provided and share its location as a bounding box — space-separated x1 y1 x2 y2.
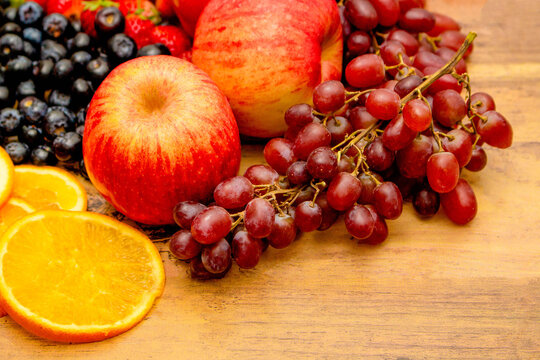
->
46 0 83 19
125 14 154 48
118 0 160 24
80 0 119 37
155 0 174 19
150 25 191 58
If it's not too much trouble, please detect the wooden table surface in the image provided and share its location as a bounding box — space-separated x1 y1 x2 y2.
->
1 0 539 358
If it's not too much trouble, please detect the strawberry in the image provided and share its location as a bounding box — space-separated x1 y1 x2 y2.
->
155 0 175 19
150 25 191 58
80 0 119 37
118 0 160 24
45 0 83 19
125 14 154 48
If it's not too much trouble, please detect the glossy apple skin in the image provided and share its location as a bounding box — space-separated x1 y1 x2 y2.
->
192 0 343 138
172 0 211 37
83 56 241 225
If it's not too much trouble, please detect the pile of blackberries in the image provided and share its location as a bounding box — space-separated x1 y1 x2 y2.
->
0 1 171 168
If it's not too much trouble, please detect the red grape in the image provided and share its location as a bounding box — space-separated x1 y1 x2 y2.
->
169 230 202 260
387 29 420 56
232 230 263 269
214 176 254 209
396 134 433 179
436 47 467 74
345 204 375 239
412 186 440 217
244 198 275 239
382 115 417 151
306 146 338 180
441 129 472 168
327 116 354 145
365 88 401 120
191 206 232 245
380 40 408 66
399 8 435 33
295 201 323 232
369 0 400 27
373 181 403 220
190 256 230 280
268 214 297 249
465 146 487 172
285 103 315 129
402 98 432 132
474 110 513 148
313 80 346 114
287 161 311 185
347 30 372 56
337 155 356 173
364 136 395 171
293 122 332 160
345 54 386 88
427 151 460 193
469 92 495 115
357 172 382 204
440 178 477 225
201 238 232 274
399 0 425 13
439 30 473 58
412 51 445 70
244 164 279 185
349 106 378 130
427 12 461 37
394 74 423 98
432 89 467 127
344 0 378 31
264 138 296 175
327 172 363 211
363 205 388 244
315 193 340 230
173 201 207 229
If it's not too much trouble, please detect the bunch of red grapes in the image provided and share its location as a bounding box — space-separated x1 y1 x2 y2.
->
169 0 513 280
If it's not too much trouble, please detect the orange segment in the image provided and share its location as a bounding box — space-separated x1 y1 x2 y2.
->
0 198 35 234
12 165 87 211
0 147 15 208
0 210 165 343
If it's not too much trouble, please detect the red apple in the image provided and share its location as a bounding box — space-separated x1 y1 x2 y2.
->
83 56 241 225
171 0 211 38
192 0 343 138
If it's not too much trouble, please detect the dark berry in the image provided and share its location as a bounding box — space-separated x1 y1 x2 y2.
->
0 86 13 108
3 7 18 23
4 141 29 164
53 58 74 83
106 33 136 65
70 50 92 75
18 96 47 124
17 2 44 27
79 158 88 178
71 78 93 108
5 55 32 82
86 57 109 85
0 33 24 63
137 43 171 57
67 32 92 53
15 79 36 99
23 41 37 59
70 18 82 33
32 58 54 86
0 107 22 136
43 106 75 141
94 7 125 39
31 144 56 165
76 106 86 126
53 131 81 161
75 124 84 136
48 89 71 108
0 22 22 35
40 39 66 62
19 124 43 147
42 13 71 40
22 27 42 46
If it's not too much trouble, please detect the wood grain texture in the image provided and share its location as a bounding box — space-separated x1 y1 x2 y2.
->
1 0 539 358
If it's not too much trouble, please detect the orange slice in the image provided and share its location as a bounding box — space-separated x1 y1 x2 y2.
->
0 147 15 208
0 198 35 234
0 210 165 343
0 198 35 318
11 165 87 212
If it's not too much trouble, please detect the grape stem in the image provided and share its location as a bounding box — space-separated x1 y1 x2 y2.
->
401 32 477 104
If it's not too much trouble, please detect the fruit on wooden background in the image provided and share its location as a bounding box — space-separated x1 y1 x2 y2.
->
83 55 241 225
0 210 165 343
192 0 343 138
